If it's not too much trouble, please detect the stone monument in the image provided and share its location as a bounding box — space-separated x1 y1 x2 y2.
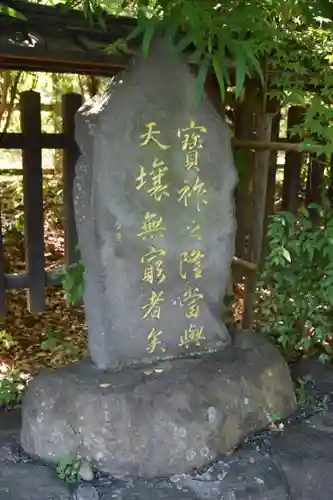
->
20 39 296 479
73 40 236 371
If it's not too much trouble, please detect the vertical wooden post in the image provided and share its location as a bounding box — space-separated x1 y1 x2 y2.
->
306 153 325 207
62 93 83 266
242 113 274 329
21 91 45 313
234 80 261 265
0 212 6 315
282 106 304 213
263 99 281 258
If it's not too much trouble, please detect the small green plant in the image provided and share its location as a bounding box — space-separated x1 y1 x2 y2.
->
266 411 284 430
295 376 329 413
315 394 329 413
56 457 81 484
0 329 17 350
0 370 28 408
54 251 85 305
295 376 312 408
40 329 84 365
257 202 333 361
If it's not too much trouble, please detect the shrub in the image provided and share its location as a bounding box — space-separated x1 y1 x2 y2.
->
257 202 333 362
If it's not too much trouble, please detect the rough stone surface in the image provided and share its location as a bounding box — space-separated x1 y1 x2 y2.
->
73 483 100 500
269 423 333 500
98 481 196 500
20 330 295 478
6 357 333 498
0 462 71 500
79 460 94 482
0 410 22 463
171 450 290 499
74 38 237 370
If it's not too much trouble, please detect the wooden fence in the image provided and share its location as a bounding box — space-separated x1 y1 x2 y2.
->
0 88 329 326
0 90 82 315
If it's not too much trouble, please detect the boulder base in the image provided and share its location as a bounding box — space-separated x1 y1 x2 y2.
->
20 331 296 479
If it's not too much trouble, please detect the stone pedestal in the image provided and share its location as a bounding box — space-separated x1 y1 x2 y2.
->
20 331 296 479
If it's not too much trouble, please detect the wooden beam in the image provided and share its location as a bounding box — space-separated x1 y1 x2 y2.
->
0 0 136 35
3 268 62 291
232 138 321 153
0 132 66 149
0 49 125 76
232 256 257 271
0 131 324 154
0 168 54 176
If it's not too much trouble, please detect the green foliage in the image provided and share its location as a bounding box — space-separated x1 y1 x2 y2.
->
56 456 81 484
315 394 329 413
266 411 284 430
50 0 333 156
266 411 282 422
0 3 26 19
295 376 329 413
0 369 28 408
3 0 333 154
124 0 267 100
0 329 17 350
54 259 85 305
40 328 84 361
257 203 333 361
0 332 27 408
295 377 312 408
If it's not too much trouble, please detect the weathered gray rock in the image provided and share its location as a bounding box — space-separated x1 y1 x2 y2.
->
74 38 237 370
171 450 290 500
72 483 100 500
20 331 296 478
0 409 24 463
79 460 94 482
270 421 333 500
0 462 70 500
99 480 196 500
4 356 333 500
